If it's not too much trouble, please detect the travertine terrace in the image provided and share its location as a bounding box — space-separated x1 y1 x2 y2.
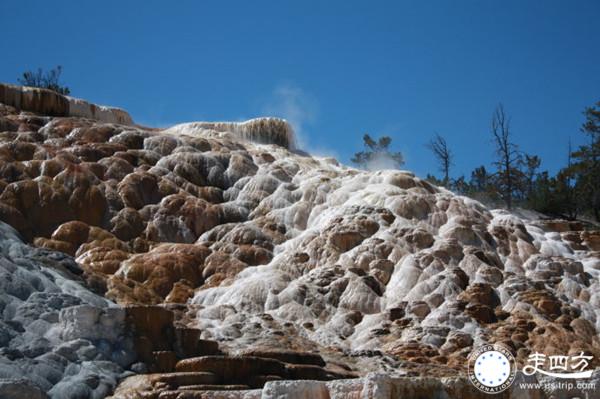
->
0 84 599 398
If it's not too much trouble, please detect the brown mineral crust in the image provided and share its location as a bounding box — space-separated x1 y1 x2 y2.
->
200 251 247 283
488 311 600 370
236 349 326 367
173 354 352 388
33 236 76 256
151 372 220 388
143 194 222 243
175 356 287 381
165 281 196 304
114 243 210 299
0 178 74 239
582 230 600 251
106 278 164 305
110 208 144 241
77 247 131 274
118 172 164 210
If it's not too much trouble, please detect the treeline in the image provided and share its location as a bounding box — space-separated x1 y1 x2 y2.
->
425 102 600 222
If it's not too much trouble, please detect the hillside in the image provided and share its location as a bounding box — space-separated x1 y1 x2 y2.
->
0 84 599 398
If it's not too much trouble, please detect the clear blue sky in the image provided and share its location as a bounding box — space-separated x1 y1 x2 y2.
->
2 0 599 179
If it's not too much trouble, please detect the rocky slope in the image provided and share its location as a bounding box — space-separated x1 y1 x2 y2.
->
1 83 600 398
0 221 136 398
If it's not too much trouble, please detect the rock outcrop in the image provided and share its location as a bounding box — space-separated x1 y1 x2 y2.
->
0 83 133 125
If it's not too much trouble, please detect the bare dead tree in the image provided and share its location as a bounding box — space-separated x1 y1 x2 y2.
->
426 133 453 185
491 103 521 209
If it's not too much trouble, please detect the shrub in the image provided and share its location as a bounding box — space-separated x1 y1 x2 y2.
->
18 65 70 95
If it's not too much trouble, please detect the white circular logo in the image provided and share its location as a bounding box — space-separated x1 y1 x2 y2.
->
468 344 516 393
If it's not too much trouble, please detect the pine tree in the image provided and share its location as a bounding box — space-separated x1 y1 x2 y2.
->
352 134 404 170
571 101 600 221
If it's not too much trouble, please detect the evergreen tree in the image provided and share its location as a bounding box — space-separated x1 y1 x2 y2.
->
352 134 404 170
451 175 470 195
425 174 444 187
570 101 600 221
522 154 541 202
470 166 491 193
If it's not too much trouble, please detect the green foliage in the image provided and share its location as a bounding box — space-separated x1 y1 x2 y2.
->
448 167 502 207
351 134 404 169
425 174 444 187
18 65 70 95
422 101 600 221
568 101 600 221
471 166 491 193
526 170 577 218
362 100 599 221
523 154 541 198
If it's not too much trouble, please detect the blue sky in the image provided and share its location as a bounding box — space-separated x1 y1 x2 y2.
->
1 0 599 179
